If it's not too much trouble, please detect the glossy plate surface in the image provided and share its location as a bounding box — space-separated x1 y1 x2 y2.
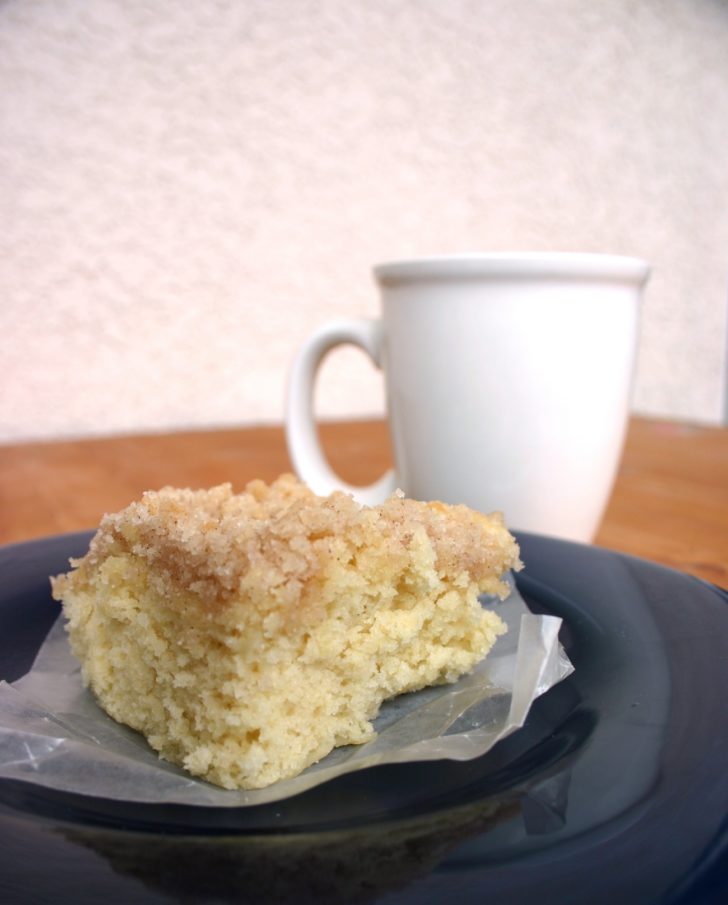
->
0 531 726 904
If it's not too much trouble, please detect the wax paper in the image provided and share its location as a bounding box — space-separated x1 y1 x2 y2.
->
0 579 573 807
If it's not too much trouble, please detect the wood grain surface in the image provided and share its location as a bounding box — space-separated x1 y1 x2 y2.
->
1 417 726 587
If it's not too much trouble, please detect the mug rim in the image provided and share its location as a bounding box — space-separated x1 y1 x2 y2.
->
374 252 650 285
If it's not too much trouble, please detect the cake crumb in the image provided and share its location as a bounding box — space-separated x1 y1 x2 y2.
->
52 475 521 790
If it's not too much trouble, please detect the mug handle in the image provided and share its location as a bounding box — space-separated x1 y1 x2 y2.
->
285 319 397 504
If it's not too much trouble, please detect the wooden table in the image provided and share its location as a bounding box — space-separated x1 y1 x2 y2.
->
1 417 726 587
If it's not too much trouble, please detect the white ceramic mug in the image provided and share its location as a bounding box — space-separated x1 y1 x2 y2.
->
286 252 650 541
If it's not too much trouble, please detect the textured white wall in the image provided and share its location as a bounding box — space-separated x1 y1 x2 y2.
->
2 0 727 442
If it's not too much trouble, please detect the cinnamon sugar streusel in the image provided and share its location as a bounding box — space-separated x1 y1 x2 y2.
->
51 475 521 790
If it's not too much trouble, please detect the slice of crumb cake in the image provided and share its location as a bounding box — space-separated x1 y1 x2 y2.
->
51 475 521 790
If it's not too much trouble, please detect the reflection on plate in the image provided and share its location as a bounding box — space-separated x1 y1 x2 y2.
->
0 531 726 904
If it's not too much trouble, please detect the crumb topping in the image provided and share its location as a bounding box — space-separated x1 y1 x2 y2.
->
60 475 520 610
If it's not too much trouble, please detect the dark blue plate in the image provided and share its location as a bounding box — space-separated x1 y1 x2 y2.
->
0 531 726 905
